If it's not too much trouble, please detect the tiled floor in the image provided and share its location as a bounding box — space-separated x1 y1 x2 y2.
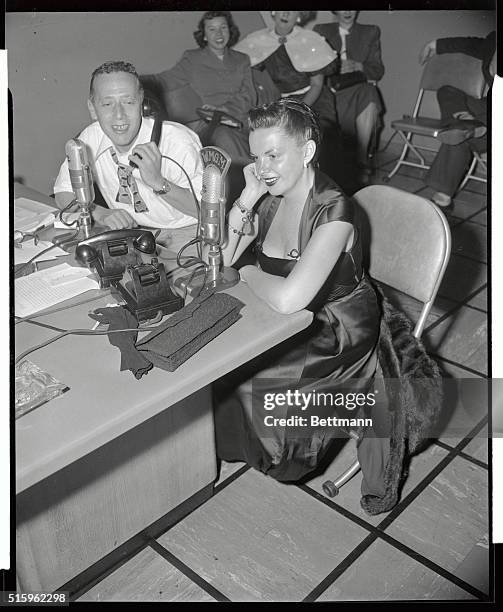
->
75 144 490 602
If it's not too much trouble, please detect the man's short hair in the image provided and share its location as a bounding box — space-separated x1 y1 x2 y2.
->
89 61 143 100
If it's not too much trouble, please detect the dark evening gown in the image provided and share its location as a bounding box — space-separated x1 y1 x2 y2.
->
214 171 390 495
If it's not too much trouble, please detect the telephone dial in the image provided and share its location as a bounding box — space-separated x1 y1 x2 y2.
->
75 228 183 321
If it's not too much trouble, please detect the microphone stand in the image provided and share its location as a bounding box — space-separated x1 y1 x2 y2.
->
53 198 103 249
175 234 239 297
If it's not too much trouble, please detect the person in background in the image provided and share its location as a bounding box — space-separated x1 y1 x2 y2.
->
158 11 256 166
215 99 388 501
314 11 384 183
419 31 495 207
233 11 339 131
53 61 203 255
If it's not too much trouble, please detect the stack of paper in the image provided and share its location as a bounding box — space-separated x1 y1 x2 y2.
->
14 197 56 234
14 240 68 266
15 263 99 318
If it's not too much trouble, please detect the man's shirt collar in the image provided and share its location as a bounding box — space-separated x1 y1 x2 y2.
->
95 116 153 161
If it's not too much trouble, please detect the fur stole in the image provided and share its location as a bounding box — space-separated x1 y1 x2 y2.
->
361 287 443 515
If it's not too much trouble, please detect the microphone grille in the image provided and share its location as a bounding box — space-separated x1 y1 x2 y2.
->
202 165 221 204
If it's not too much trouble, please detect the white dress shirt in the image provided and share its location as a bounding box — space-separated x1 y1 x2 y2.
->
54 117 203 229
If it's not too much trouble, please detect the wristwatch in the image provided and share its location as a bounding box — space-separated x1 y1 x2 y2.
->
153 178 171 195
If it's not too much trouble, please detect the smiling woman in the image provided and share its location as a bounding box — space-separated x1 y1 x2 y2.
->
215 99 389 497
157 11 257 164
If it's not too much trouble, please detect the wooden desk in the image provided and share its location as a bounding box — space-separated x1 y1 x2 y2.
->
14 188 313 591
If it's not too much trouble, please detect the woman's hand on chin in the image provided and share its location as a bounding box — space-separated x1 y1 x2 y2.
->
241 163 268 205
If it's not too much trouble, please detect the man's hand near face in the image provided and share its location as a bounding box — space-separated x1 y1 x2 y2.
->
128 142 164 192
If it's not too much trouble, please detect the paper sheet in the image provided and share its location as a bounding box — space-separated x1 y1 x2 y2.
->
15 263 99 318
14 197 56 233
14 240 68 265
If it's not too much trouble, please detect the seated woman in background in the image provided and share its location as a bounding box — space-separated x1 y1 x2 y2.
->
234 11 339 132
159 11 256 165
314 11 384 182
215 99 389 502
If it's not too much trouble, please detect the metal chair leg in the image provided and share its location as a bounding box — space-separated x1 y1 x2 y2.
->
322 459 361 498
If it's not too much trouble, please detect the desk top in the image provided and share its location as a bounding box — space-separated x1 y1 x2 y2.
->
14 186 313 494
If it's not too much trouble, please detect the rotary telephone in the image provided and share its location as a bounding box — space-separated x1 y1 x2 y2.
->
75 228 183 321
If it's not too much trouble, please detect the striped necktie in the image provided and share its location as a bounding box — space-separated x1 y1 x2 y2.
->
109 148 149 214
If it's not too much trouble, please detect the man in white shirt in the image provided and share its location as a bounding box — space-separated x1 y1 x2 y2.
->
54 61 203 254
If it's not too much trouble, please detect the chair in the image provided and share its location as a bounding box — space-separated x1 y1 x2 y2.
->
322 185 451 498
386 53 487 188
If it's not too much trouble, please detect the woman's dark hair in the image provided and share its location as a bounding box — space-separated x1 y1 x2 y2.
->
193 11 240 48
248 98 321 164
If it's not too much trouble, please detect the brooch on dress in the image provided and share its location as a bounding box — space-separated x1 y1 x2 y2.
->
287 249 300 260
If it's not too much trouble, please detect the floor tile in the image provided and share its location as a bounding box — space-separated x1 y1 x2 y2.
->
305 443 448 527
215 460 247 487
436 376 487 445
76 546 215 602
420 186 485 219
461 424 488 464
424 305 488 375
469 209 487 226
434 360 484 380
467 287 487 311
437 255 486 304
381 173 425 194
157 469 367 602
451 221 488 263
316 539 476 601
386 457 489 593
433 359 487 443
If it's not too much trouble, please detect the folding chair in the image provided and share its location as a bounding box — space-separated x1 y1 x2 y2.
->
458 151 487 191
386 53 487 185
322 185 451 498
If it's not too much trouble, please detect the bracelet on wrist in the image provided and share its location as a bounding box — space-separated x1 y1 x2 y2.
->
231 198 256 235
228 222 247 237
233 198 255 221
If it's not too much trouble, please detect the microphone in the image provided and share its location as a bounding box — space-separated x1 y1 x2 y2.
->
66 138 95 208
65 138 95 241
200 156 227 247
176 146 239 295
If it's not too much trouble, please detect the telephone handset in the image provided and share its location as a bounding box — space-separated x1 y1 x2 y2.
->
129 115 163 169
75 227 183 320
75 228 157 288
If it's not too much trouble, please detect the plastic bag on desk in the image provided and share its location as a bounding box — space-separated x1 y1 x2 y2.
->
15 360 69 418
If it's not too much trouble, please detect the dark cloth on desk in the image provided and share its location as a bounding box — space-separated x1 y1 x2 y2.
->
136 289 243 371
89 306 154 379
91 290 244 378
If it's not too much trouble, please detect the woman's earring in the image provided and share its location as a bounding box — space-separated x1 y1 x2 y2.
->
303 160 308 168
297 17 301 24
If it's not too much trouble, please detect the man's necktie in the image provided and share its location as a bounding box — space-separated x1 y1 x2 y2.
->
339 26 350 60
109 148 149 214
